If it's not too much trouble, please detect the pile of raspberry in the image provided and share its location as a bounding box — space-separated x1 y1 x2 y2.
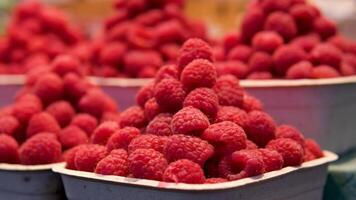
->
216 0 356 79
0 1 85 74
68 38 324 184
0 54 120 165
89 0 207 78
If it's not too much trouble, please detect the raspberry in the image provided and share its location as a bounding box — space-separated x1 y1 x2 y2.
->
146 114 173 136
180 59 217 91
183 88 219 119
290 4 318 33
19 133 62 165
160 44 180 61
70 114 98 136
247 72 273 80
46 101 75 127
0 134 19 164
26 112 61 138
138 66 157 78
290 34 320 52
74 144 108 172
273 45 307 75
260 0 291 13
107 127 140 151
276 125 305 146
243 94 263 112
248 51 273 73
123 50 162 77
154 64 179 83
246 140 258 150
143 98 161 121
202 121 247 156
59 125 88 149
126 25 156 50
26 66 51 86
240 8 265 42
222 32 242 52
154 19 187 44
128 149 168 181
205 178 227 184
163 159 205 184
313 17 337 40
119 106 147 128
51 54 81 77
213 75 244 108
95 149 129 176
63 73 91 103
63 145 83 170
259 148 283 172
154 78 186 112
303 148 316 162
79 89 118 118
171 106 210 136
136 83 154 107
164 134 214 166
135 10 163 26
91 121 120 145
11 101 42 124
252 31 283 53
286 61 313 79
128 134 168 154
245 111 276 147
266 138 304 166
228 150 264 180
310 44 342 68
216 61 248 79
213 46 225 61
0 115 20 136
177 38 213 70
264 12 297 41
340 61 356 76
101 112 121 124
215 106 248 128
304 138 323 158
99 42 126 66
227 45 253 63
310 65 340 79
15 93 42 107
33 73 64 105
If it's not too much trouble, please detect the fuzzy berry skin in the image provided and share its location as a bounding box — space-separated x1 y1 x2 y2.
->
70 114 98 136
154 64 179 83
276 125 305 146
128 134 168 154
205 178 227 184
228 150 264 180
154 78 186 112
202 121 247 156
259 148 284 172
128 149 168 181
290 34 320 52
216 61 248 79
246 140 258 150
213 75 244 108
26 112 61 138
136 83 154 108
286 61 313 79
63 145 83 170
143 98 161 121
243 94 263 112
310 65 341 79
313 17 337 40
0 134 20 164
51 54 81 77
146 114 173 136
0 115 20 136
74 144 108 172
264 12 297 41
310 44 342 68
163 159 205 184
304 139 323 158
107 127 140 151
33 73 64 105
19 133 62 165
227 45 253 63
46 101 75 127
248 51 273 73
273 45 307 75
91 121 120 145
252 31 283 53
119 106 147 129
290 4 318 34
215 106 248 128
177 38 213 70
95 149 129 176
245 111 276 147
240 8 265 43
267 138 304 167
11 101 42 124
59 125 88 150
171 106 210 136
183 88 219 120
164 134 214 166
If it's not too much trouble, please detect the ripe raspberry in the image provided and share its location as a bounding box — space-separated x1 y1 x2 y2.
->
340 62 356 76
290 4 318 33
213 75 244 108
216 61 248 79
63 145 83 170
205 178 227 184
215 106 248 128
146 114 173 136
202 121 247 156
33 73 64 105
227 45 253 63
70 114 98 136
27 112 61 138
247 72 273 80
123 50 162 77
212 46 225 61
259 148 283 172
171 106 210 135
228 150 264 180
260 0 291 13
177 38 213 70
183 88 219 119
107 127 140 151
245 111 276 147
11 101 42 124
180 59 217 91
143 98 161 121
154 64 179 83
51 54 81 77
46 101 75 127
128 149 168 181
264 12 297 41
99 42 126 67
15 93 42 107
139 65 157 78
273 45 307 75
286 61 313 79
95 149 129 176
91 121 119 145
313 17 337 40
0 115 20 136
136 83 154 108
154 78 186 112
240 8 265 42
128 134 168 154
19 133 62 165
126 25 156 50
119 106 147 128
0 134 19 164
310 44 342 68
310 65 340 79
163 159 205 184
243 94 263 112
74 144 108 172
276 125 305 146
304 139 323 158
154 19 187 44
290 34 320 52
252 31 284 53
160 44 180 61
59 125 88 149
63 73 91 103
135 10 163 26
266 138 304 166
248 51 273 73
222 32 242 52
246 140 258 150
101 112 121 124
164 134 214 166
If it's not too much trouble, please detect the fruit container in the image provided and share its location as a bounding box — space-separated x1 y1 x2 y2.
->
0 163 65 200
0 75 23 107
53 151 337 200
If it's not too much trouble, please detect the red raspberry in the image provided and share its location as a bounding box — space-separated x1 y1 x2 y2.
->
135 10 163 26
213 46 226 61
91 121 120 145
164 134 214 166
51 54 81 77
227 45 253 63
136 83 154 108
95 149 129 176
273 45 307 75
215 106 248 128
310 44 342 68
247 72 273 80
154 19 187 44
123 50 162 77
46 101 75 127
240 8 265 42
163 159 205 184
63 73 91 103
216 61 248 79
154 64 179 83
154 78 186 112
143 98 161 121
0 115 20 136
222 32 242 52
286 61 313 79
310 65 340 79
228 150 264 180
0 134 20 164
119 106 147 128
107 127 140 151
264 12 297 41
160 44 180 61
63 145 83 170
101 112 121 124
260 0 291 13
213 75 244 108
252 31 283 53
33 73 64 105
340 61 356 76
342 53 356 70
126 25 156 50
11 101 42 124
128 134 168 154
290 4 318 33
248 51 273 73
146 114 173 136
70 114 98 136
27 112 61 138
259 148 283 172
276 125 305 146
313 17 337 40
59 125 88 149
266 138 304 166
304 139 323 158
183 88 219 119
74 144 108 172
245 111 276 147
246 140 258 150
19 133 62 165
15 93 42 107
99 42 126 67
25 66 51 86
202 121 247 156
128 148 168 181
177 38 213 70
290 34 320 52
138 65 158 78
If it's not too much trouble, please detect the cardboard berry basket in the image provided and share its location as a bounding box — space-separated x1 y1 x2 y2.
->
0 163 65 200
53 151 337 200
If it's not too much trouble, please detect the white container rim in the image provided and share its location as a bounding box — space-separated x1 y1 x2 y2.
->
53 151 337 191
0 162 64 171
